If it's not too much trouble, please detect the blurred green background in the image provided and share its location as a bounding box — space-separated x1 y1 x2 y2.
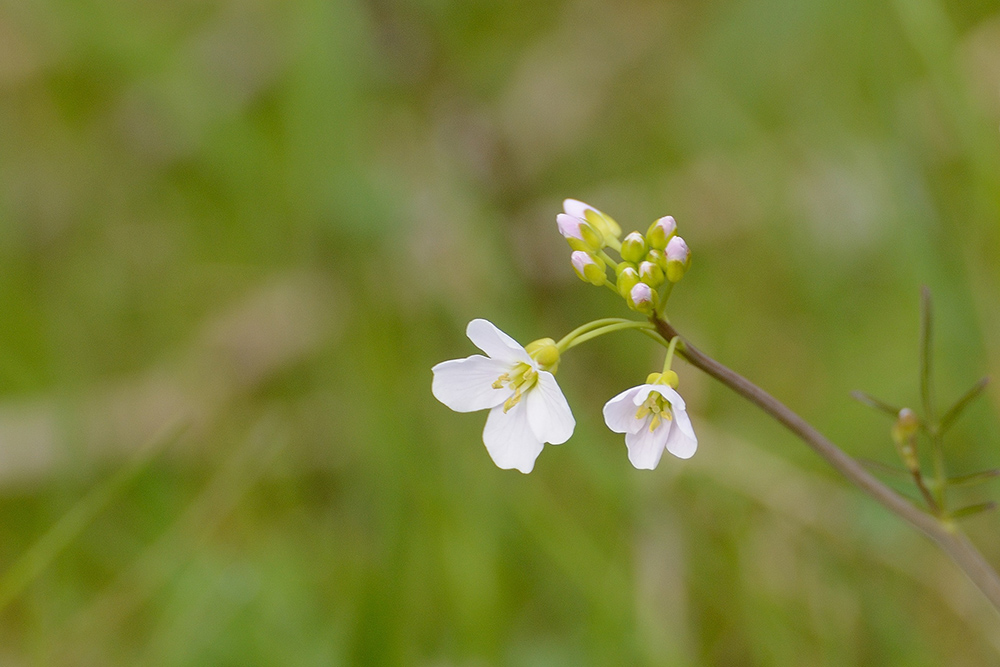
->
1 0 1000 664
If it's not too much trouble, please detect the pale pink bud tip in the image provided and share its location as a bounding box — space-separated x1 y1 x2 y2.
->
570 251 591 273
557 213 584 240
562 199 596 219
666 236 690 262
655 216 677 236
630 282 654 305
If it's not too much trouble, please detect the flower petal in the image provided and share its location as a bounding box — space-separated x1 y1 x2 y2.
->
557 214 585 240
483 402 544 473
666 408 698 459
563 199 597 219
431 356 512 412
466 319 530 364
603 387 643 434
625 422 669 470
526 371 575 445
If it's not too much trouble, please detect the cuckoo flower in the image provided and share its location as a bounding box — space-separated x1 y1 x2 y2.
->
432 319 575 473
603 381 697 469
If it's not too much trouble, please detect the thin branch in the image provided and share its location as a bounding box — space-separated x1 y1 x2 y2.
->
650 314 1000 614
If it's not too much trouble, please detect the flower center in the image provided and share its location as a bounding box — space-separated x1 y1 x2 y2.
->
635 391 673 432
492 362 538 412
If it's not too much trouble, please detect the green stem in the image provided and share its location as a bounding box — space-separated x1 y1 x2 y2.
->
661 335 680 374
655 282 675 317
598 250 621 272
556 318 637 351
562 320 657 351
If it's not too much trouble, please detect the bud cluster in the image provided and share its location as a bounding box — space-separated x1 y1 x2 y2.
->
557 201 692 313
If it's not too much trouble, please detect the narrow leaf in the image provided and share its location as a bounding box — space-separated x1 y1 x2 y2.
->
919 286 934 421
851 390 903 418
939 377 990 433
950 502 997 520
947 469 1000 488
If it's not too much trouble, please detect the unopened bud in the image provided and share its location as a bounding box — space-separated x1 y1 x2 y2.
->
892 408 920 443
620 232 647 263
615 261 637 276
570 250 607 286
629 282 656 314
639 260 664 287
526 337 560 372
647 216 677 250
557 214 604 251
616 266 640 299
564 199 621 240
646 248 667 271
891 408 920 471
665 236 691 283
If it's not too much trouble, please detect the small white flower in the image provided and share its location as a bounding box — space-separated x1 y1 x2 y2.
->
432 319 575 473
602 383 697 469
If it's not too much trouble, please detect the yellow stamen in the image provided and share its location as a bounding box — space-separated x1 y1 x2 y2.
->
494 363 539 412
636 391 673 432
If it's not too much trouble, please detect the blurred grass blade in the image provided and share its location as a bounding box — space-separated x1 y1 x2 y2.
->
920 286 935 421
851 390 904 418
951 502 997 520
947 469 1000 488
859 458 910 478
939 377 990 433
0 424 184 614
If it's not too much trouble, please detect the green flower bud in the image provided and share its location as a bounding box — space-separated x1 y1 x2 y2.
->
557 214 604 251
615 261 638 277
665 236 690 283
646 216 677 250
892 408 920 444
638 260 664 287
620 232 647 264
616 266 640 299
564 199 621 241
570 250 607 286
628 282 656 314
526 337 560 372
646 248 667 271
584 209 622 240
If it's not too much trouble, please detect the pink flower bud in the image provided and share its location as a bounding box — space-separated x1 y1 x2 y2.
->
666 236 689 263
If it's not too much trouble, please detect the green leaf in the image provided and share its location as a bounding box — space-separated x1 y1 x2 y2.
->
950 502 997 520
946 469 1000 488
939 377 990 433
850 390 904 418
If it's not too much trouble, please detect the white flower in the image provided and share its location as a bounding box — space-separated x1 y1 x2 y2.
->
602 383 697 469
432 319 575 473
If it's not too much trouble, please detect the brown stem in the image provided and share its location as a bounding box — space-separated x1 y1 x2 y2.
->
651 315 1000 614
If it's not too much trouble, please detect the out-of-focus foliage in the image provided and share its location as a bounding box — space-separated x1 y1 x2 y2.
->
1 0 999 664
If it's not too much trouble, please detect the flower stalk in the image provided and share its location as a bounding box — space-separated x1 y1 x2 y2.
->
648 312 1000 614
